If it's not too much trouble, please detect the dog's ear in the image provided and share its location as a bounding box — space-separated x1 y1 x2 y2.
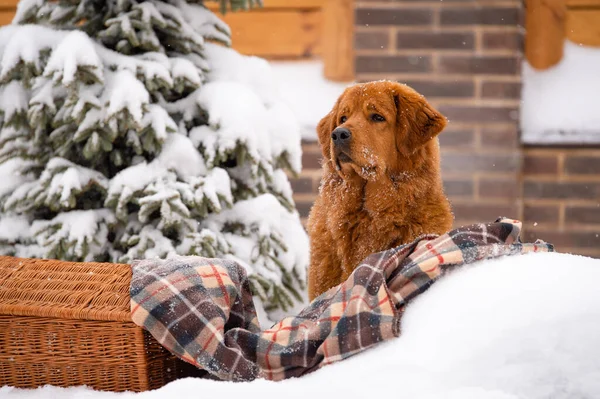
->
316 99 340 163
393 84 447 154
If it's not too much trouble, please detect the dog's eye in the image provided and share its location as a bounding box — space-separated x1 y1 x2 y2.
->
371 114 385 122
340 116 347 124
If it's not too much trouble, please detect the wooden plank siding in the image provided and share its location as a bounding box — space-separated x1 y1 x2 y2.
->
567 9 600 46
0 0 14 25
206 0 325 58
567 0 600 7
0 0 354 81
213 8 323 58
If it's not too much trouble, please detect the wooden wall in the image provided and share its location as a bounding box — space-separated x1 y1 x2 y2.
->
567 0 600 46
0 0 354 81
206 0 324 59
0 1 15 25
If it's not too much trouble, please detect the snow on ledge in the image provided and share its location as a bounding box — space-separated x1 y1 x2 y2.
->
521 41 600 145
521 129 600 145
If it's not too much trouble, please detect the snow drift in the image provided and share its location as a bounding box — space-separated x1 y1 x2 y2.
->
3 251 600 399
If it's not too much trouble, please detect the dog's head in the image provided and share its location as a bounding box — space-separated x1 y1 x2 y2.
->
317 81 447 181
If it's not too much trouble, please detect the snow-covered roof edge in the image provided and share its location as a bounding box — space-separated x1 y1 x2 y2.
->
521 130 600 145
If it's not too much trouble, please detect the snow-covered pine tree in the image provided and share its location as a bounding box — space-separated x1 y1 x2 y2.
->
0 0 308 320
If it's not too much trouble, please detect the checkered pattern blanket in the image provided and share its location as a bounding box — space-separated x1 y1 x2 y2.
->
130 218 553 382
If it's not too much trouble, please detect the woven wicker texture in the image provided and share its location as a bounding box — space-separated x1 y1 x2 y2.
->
0 256 205 392
0 256 131 322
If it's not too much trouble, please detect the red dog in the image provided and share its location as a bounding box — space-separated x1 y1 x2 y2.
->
307 81 453 300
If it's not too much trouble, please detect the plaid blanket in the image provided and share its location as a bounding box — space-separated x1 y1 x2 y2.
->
130 218 553 382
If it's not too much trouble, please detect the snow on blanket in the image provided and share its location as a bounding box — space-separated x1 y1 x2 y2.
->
128 218 551 382
6 252 600 398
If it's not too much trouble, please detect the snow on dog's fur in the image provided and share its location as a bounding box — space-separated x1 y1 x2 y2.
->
307 81 453 300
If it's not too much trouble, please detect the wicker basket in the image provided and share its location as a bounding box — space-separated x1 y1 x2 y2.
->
0 256 205 392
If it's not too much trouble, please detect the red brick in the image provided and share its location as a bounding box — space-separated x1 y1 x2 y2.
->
438 128 476 147
438 105 518 123
522 230 600 249
452 203 520 223
355 31 390 50
443 179 474 197
396 32 474 50
564 156 600 175
523 181 600 200
356 55 431 74
480 127 518 148
522 155 558 175
478 177 519 199
399 79 474 98
565 206 600 225
438 55 519 75
289 177 314 194
481 81 521 99
440 7 520 26
523 204 560 224
482 31 523 51
356 8 433 26
442 153 520 173
295 200 315 218
302 150 323 170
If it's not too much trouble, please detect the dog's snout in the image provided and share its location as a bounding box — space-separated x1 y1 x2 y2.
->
331 128 352 146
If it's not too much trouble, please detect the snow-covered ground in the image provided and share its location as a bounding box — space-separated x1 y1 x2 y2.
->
521 41 600 144
269 60 350 141
4 251 600 399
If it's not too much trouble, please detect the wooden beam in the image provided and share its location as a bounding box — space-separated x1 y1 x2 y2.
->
0 0 18 9
0 9 12 25
525 0 566 70
567 9 600 45
566 0 600 8
322 0 354 82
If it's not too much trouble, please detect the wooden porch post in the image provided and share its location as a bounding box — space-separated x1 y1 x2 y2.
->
525 0 567 69
322 0 354 82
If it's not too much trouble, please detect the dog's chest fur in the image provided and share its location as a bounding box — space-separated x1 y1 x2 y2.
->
319 173 423 279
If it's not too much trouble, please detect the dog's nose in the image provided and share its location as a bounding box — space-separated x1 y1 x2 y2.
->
331 128 352 146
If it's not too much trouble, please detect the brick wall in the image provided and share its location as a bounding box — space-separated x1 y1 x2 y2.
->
353 0 523 228
523 148 600 258
291 0 600 258
291 140 323 221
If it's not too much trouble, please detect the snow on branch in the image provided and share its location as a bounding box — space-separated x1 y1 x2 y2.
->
204 194 308 311
31 209 115 261
44 31 103 86
174 0 231 45
118 222 177 262
0 81 30 127
0 2 308 320
3 157 108 213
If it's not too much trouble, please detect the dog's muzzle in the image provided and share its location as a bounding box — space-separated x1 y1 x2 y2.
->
332 128 353 168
